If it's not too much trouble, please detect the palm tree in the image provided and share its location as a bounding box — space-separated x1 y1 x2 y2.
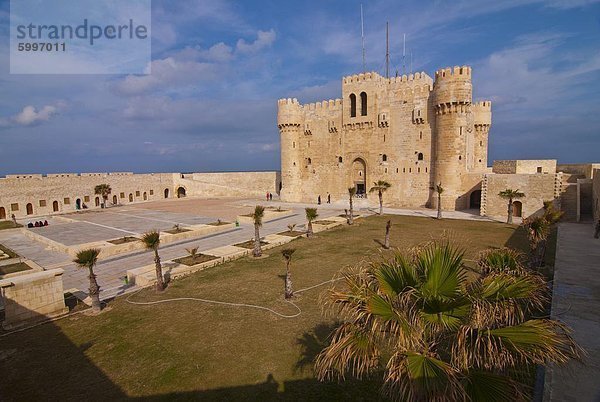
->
435 183 444 219
287 223 297 233
347 187 356 225
305 208 319 237
94 184 112 208
383 220 392 249
498 189 525 224
141 230 165 291
73 248 102 313
369 180 392 215
252 205 265 257
315 241 581 401
522 202 563 269
282 248 296 299
185 246 199 263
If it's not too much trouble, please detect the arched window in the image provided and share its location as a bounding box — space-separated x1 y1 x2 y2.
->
349 94 357 117
382 154 387 162
417 153 424 161
360 92 367 116
338 156 343 163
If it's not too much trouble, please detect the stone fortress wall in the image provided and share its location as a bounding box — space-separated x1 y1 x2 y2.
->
278 66 492 210
0 171 280 219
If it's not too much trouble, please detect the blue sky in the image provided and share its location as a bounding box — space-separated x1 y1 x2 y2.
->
0 0 599 175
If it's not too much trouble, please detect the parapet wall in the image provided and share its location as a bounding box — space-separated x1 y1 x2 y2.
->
0 269 69 330
557 164 600 179
492 160 557 175
179 171 280 198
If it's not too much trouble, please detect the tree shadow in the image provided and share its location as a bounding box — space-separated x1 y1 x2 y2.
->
294 322 339 374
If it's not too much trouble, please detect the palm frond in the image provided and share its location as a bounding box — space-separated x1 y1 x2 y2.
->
462 370 526 402
73 248 101 268
140 230 160 250
416 242 466 301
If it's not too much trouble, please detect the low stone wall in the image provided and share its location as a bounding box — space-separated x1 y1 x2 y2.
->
0 269 68 330
175 171 281 199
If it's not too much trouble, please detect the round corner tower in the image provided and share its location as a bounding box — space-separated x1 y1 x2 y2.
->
277 98 303 201
432 66 473 210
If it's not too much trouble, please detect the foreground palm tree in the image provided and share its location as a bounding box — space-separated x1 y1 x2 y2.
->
347 187 356 225
281 248 295 299
498 189 525 224
383 220 392 249
369 180 392 215
252 205 265 257
73 248 102 313
94 184 112 208
522 201 564 268
141 230 165 291
315 241 581 401
435 183 444 219
305 208 318 237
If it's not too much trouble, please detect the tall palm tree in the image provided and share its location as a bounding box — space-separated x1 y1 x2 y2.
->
252 205 265 257
94 184 112 208
383 219 392 249
369 180 392 215
347 187 356 225
141 230 165 291
498 189 525 224
282 248 296 299
305 207 318 238
315 242 581 401
435 183 444 219
73 248 102 313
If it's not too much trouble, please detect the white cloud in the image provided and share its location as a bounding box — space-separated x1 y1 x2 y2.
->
236 29 277 54
0 102 65 127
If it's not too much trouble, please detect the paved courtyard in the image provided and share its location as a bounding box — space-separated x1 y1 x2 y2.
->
0 197 495 301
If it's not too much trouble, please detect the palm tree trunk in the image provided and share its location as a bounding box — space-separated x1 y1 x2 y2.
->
88 266 102 313
154 248 165 291
379 191 383 215
507 198 513 224
437 194 442 219
384 220 391 249
307 221 313 237
253 224 262 257
349 197 354 225
284 262 293 299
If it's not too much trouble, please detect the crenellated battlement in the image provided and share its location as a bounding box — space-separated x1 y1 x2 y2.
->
342 71 381 84
473 101 492 109
434 65 471 80
277 98 301 106
302 99 343 111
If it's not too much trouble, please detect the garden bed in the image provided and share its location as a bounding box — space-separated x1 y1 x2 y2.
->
0 262 32 276
0 221 22 230
165 228 192 234
277 231 306 237
207 221 231 226
0 244 18 258
313 220 338 225
174 254 219 266
233 240 269 249
107 236 139 245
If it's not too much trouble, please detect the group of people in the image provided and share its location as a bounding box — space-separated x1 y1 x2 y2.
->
27 220 48 228
266 192 274 201
317 193 331 205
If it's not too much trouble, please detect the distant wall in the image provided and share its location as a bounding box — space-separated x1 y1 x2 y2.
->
175 172 281 198
0 269 68 330
492 160 557 175
557 164 600 179
482 173 558 220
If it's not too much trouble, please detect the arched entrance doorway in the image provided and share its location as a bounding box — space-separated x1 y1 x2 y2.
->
177 187 186 198
513 201 523 218
0 207 6 220
129 193 134 202
164 188 170 199
95 197 100 207
112 195 118 205
26 203 34 215
53 201 59 212
143 192 147 201
351 158 367 196
76 199 82 210
469 190 482 209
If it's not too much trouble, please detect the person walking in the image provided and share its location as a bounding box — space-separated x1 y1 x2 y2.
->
266 192 270 201
327 193 331 204
318 195 321 205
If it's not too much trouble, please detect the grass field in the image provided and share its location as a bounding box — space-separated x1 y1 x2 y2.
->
0 214 550 401
0 221 21 231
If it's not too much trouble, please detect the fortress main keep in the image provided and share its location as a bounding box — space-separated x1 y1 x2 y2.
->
278 66 491 210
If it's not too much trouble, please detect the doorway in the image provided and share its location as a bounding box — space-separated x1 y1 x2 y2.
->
113 195 118 205
469 190 482 209
513 201 523 218
26 203 34 215
351 158 367 196
143 192 148 201
129 194 134 202
177 187 186 198
95 197 100 207
53 201 59 212
0 207 5 220
164 188 170 199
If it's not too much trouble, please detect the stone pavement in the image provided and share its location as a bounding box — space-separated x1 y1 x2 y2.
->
543 223 600 402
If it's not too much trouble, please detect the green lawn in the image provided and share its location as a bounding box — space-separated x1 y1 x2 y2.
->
0 221 21 231
0 215 545 401
0 262 31 276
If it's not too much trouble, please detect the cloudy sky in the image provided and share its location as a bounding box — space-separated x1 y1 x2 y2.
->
0 0 599 175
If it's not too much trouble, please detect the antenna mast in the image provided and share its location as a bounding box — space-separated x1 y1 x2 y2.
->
385 22 390 78
410 51 413 74
361 4 366 72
